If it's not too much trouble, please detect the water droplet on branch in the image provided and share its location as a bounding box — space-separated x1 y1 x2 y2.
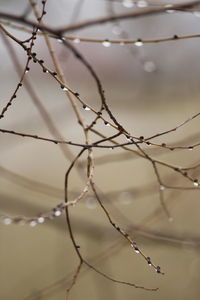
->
102 39 111 47
83 105 90 111
134 39 143 47
122 0 134 8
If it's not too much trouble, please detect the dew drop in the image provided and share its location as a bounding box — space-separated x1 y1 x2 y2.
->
102 39 111 47
156 266 161 273
3 217 12 225
134 39 143 47
160 185 165 191
104 121 110 126
29 220 37 227
193 11 200 17
83 105 90 111
73 38 80 44
122 0 134 8
126 135 132 142
60 84 68 91
168 216 173 222
53 209 62 217
147 257 152 265
38 216 45 223
188 146 193 150
137 0 148 8
193 179 199 187
165 4 175 13
131 242 140 253
57 38 64 43
134 247 140 253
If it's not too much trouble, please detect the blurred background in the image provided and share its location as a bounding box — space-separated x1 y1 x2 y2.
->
1 0 200 299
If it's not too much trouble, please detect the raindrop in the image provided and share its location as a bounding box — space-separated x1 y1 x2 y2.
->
134 39 143 47
134 247 140 253
137 0 148 8
156 266 161 273
29 220 37 227
126 135 132 142
3 217 12 225
73 38 80 44
122 0 134 8
53 209 62 217
102 39 111 47
83 105 90 111
160 185 165 191
193 11 200 17
193 179 199 187
60 85 69 92
57 38 64 43
38 216 45 223
147 257 152 265
131 242 140 253
165 4 175 13
104 121 110 126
